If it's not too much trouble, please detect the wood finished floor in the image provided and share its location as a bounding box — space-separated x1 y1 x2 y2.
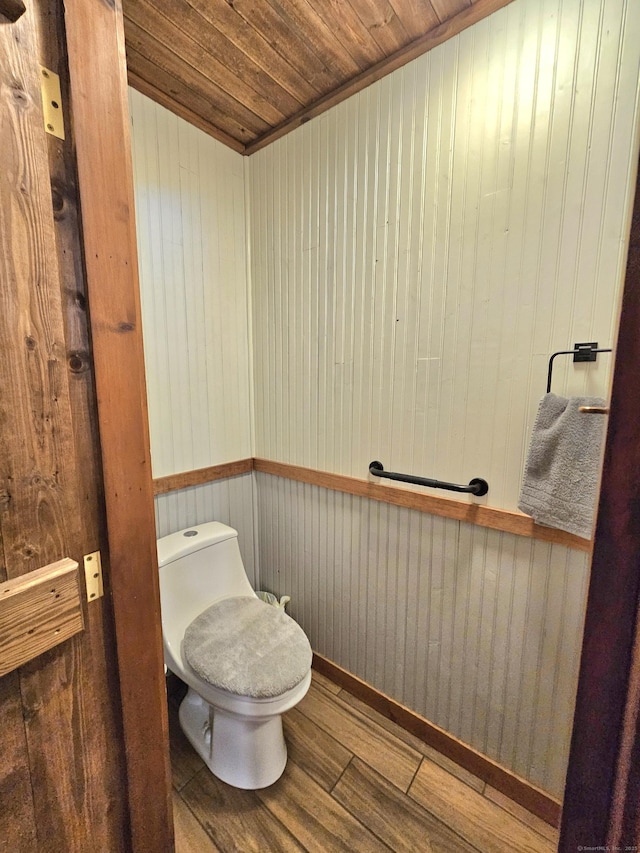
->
170 671 559 853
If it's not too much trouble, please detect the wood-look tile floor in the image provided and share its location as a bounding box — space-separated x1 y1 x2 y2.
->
170 671 559 853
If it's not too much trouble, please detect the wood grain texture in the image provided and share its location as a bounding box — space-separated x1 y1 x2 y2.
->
560 156 640 849
409 760 557 852
0 672 37 853
32 3 132 848
63 0 174 849
171 669 556 853
296 682 422 792
127 67 246 154
153 460 254 495
333 756 480 853
254 458 591 552
282 706 352 792
152 455 590 549
173 790 221 853
0 558 82 677
256 760 391 853
181 769 305 852
243 0 518 153
313 654 561 827
0 4 127 848
124 0 518 150
337 686 486 793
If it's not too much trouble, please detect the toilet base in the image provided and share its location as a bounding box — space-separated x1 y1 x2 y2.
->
178 687 287 789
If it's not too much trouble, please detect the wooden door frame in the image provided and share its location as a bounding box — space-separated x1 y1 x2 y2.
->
560 149 640 845
62 0 173 850
59 0 640 846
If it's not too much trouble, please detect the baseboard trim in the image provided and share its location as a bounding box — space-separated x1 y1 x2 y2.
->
312 652 562 828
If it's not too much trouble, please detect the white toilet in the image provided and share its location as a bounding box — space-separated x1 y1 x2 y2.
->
157 521 312 789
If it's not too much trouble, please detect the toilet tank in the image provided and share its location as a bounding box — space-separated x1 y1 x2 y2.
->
157 522 255 641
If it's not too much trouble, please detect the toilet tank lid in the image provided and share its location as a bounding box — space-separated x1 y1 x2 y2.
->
157 522 238 567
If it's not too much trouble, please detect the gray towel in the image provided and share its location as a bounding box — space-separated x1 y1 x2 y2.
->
518 393 606 538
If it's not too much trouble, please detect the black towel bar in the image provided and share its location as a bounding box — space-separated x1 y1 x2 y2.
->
369 461 489 496
546 342 612 393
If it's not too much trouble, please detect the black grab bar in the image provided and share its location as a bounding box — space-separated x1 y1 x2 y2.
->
369 461 489 496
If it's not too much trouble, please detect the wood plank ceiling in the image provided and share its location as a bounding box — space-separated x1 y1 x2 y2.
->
123 0 515 155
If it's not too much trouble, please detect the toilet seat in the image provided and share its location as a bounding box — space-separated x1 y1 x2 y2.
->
183 596 312 698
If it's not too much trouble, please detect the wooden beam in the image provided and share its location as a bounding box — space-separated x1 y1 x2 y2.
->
0 559 83 678
0 0 26 22
63 0 174 850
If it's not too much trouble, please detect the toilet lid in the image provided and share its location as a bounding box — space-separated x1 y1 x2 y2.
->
183 596 312 698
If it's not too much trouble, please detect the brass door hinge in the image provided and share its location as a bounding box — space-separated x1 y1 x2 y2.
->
83 551 104 601
40 66 65 140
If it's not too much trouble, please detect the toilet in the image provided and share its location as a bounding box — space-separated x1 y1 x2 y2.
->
157 521 312 789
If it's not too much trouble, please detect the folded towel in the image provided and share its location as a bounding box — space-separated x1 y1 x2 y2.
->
518 393 607 538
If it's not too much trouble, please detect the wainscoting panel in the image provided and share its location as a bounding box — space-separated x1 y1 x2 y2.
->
154 474 258 586
256 472 589 798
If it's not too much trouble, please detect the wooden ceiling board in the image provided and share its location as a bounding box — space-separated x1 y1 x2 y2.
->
125 1 280 127
124 22 270 140
230 0 346 91
309 0 388 68
138 0 305 117
387 0 441 38
124 0 518 154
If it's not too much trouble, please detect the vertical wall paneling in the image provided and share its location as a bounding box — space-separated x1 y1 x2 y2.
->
248 0 640 511
131 0 640 803
129 89 253 478
130 90 257 569
154 474 257 586
256 473 589 797
247 0 640 798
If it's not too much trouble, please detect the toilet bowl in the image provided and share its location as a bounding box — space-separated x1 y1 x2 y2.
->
157 522 312 789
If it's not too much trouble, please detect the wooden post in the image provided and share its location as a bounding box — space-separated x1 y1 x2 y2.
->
63 0 174 849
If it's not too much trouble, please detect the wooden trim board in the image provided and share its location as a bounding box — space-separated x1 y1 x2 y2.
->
312 653 561 828
64 0 174 849
0 559 83 677
152 457 591 551
153 458 254 495
254 458 591 551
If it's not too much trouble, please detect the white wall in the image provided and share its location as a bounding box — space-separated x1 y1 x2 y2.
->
129 88 253 478
129 89 257 577
130 0 640 801
248 0 640 511
247 0 640 798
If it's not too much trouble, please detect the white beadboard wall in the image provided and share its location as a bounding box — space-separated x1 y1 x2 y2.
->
247 0 640 799
128 0 640 803
129 89 257 575
257 473 589 796
247 0 640 511
129 88 253 479
154 475 257 584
